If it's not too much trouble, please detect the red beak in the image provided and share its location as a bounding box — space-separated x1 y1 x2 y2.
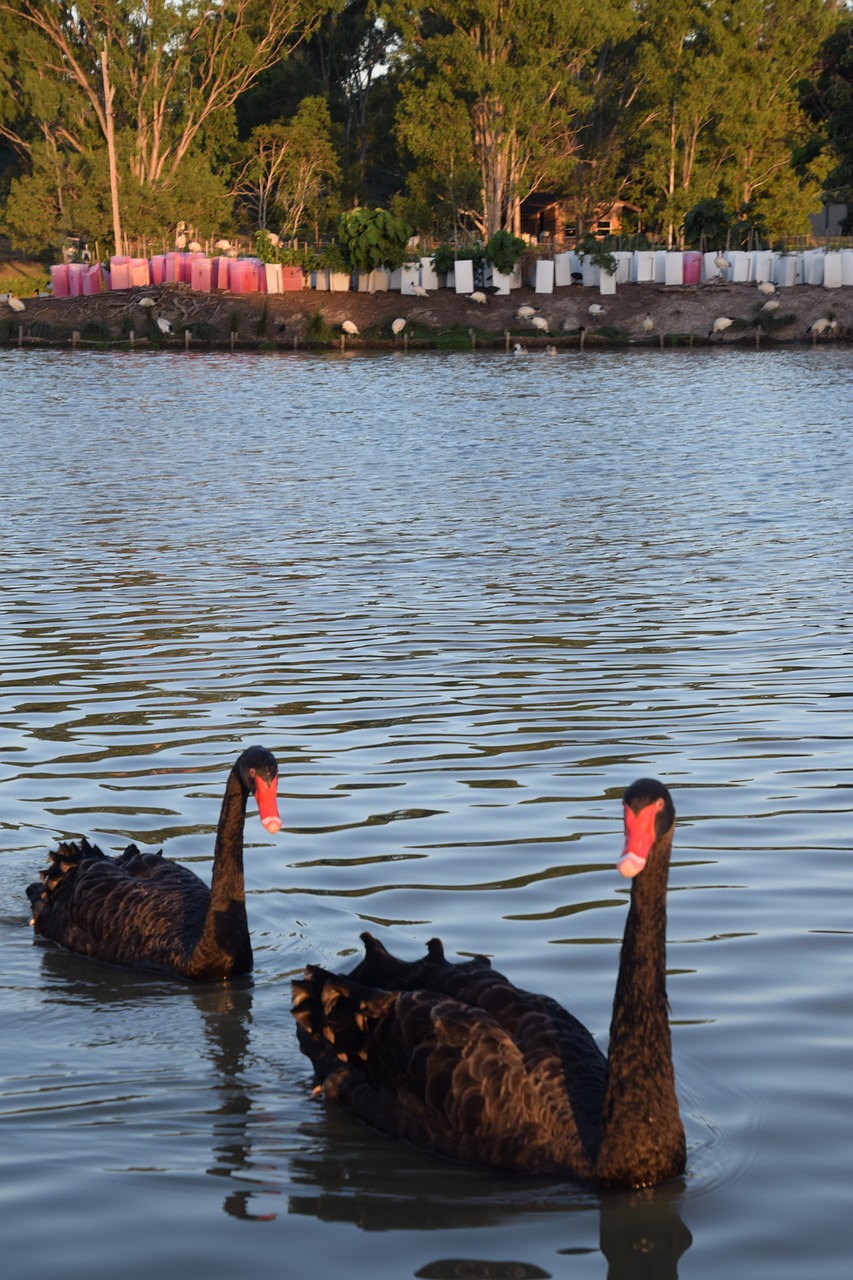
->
254 774 281 833
617 800 660 878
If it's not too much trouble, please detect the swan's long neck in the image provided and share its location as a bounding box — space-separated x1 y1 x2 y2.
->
594 831 685 1187
189 768 251 978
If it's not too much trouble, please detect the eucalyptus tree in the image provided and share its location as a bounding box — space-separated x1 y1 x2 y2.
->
384 0 635 239
800 13 853 207
627 0 841 243
236 0 403 207
0 0 331 249
710 0 840 236
233 96 341 237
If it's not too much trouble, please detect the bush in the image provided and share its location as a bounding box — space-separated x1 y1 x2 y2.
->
337 207 413 273
683 198 731 250
485 230 526 275
576 234 617 277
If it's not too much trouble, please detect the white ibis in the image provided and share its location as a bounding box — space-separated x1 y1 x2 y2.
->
156 316 173 335
531 315 549 333
342 320 359 336
588 303 606 317
391 318 406 337
642 314 654 334
710 316 733 337
515 304 536 320
469 291 487 304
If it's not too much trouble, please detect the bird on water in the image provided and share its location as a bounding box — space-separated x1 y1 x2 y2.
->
27 746 281 981
292 778 686 1190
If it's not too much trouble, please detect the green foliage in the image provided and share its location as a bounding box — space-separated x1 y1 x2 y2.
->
315 242 349 273
0 269 48 294
683 198 731 250
304 308 336 344
452 244 485 274
799 16 853 204
81 319 112 344
576 234 617 277
237 96 341 237
0 0 846 254
434 324 476 350
0 0 329 253
388 0 628 236
255 230 282 263
430 244 456 275
484 230 526 274
186 321 219 342
337 206 413 272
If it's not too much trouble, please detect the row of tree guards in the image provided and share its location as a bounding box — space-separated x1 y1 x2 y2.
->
50 245 853 301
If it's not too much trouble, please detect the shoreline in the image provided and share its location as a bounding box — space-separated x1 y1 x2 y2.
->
3 278 851 351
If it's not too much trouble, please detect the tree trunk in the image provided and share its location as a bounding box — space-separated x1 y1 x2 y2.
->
100 46 123 258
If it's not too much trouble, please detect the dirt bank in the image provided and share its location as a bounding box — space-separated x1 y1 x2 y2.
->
2 277 851 350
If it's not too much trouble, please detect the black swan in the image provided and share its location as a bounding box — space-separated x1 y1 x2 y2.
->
27 745 281 981
292 778 685 1188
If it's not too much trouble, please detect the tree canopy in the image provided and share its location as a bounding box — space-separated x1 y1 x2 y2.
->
0 0 848 254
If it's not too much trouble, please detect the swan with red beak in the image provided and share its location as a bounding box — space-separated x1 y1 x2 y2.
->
292 776 685 1189
28 745 281 980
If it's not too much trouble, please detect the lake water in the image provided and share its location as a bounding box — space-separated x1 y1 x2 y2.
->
1 345 851 1280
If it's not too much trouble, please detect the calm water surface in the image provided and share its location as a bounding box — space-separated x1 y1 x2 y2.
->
1 346 851 1279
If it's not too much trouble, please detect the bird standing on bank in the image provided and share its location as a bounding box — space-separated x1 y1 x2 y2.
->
710 316 733 337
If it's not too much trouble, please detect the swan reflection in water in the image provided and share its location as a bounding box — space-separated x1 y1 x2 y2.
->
34 947 277 1223
32 949 692 1273
412 1184 693 1279
287 1118 692 1279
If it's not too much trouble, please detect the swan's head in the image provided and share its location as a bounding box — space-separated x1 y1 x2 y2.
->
238 745 282 833
618 778 675 877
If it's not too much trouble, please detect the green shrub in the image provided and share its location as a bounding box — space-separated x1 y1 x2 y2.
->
337 207 413 272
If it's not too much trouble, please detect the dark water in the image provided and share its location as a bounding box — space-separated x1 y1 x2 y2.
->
1 346 851 1279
